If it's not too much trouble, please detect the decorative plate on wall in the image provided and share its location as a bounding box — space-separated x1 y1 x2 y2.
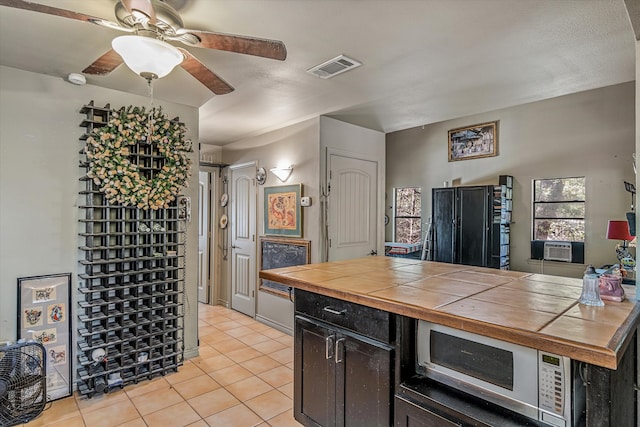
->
256 167 267 185
219 214 228 229
220 193 228 207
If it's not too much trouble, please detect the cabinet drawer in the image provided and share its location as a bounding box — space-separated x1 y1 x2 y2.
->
395 396 461 427
398 377 545 427
294 289 394 343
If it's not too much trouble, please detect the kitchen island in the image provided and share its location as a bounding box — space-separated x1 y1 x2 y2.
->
259 256 639 427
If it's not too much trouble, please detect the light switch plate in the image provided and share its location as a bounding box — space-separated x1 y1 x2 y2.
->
300 196 311 207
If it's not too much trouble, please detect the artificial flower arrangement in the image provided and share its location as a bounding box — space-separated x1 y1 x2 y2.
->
85 106 193 210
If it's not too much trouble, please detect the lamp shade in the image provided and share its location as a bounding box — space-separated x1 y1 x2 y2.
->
270 166 293 182
606 220 633 241
112 35 183 79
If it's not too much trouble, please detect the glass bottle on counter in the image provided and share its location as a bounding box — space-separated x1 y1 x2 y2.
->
579 264 604 306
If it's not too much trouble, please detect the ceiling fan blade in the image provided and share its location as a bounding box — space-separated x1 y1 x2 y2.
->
178 29 287 61
178 48 234 95
83 49 124 75
0 0 129 31
121 0 156 24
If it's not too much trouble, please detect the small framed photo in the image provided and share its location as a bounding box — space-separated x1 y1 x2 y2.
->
264 184 302 237
448 121 498 162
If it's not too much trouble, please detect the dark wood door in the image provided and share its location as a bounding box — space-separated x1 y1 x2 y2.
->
432 188 455 263
456 186 490 267
295 316 336 427
338 332 393 427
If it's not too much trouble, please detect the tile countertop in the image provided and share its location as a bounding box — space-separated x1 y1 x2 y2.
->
259 257 640 370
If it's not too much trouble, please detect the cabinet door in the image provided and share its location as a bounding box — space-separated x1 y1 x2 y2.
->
432 188 456 263
337 331 394 427
456 186 489 267
295 316 337 427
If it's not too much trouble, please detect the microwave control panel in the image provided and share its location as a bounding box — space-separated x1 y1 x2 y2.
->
538 352 568 426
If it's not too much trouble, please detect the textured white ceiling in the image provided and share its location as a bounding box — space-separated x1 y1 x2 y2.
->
0 0 635 146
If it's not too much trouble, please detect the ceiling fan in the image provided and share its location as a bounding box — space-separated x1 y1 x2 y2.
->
0 0 287 94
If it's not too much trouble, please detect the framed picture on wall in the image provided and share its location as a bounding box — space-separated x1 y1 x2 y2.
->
259 237 310 297
448 121 498 161
17 273 72 401
264 184 302 237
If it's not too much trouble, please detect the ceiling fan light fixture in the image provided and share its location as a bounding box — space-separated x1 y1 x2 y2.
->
112 35 183 79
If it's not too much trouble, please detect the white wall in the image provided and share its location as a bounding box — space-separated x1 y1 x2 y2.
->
319 116 387 259
220 118 321 332
0 66 200 359
216 116 385 332
386 82 635 277
199 144 222 164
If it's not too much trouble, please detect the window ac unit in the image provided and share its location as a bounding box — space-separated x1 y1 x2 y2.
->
543 241 572 262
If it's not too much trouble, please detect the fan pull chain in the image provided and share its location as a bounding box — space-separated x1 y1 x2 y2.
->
146 77 155 144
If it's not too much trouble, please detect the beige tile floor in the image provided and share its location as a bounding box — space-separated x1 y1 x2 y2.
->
25 304 302 427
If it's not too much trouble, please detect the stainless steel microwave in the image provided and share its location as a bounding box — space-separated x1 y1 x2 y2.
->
417 321 575 427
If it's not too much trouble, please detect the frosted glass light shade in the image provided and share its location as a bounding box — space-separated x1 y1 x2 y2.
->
112 35 183 79
270 166 293 182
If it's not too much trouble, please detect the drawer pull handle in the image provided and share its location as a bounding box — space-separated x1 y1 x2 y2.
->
325 335 335 360
335 338 345 363
323 307 346 315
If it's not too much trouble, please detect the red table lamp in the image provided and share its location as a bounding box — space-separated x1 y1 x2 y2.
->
607 220 633 243
606 220 633 263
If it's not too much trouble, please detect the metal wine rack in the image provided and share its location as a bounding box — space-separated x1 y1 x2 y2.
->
77 101 185 398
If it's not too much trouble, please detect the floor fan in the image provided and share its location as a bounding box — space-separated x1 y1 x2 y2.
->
0 341 47 426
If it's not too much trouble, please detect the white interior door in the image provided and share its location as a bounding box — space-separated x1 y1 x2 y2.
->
328 154 378 261
198 171 209 304
230 162 256 317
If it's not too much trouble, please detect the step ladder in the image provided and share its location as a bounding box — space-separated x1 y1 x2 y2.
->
421 218 433 261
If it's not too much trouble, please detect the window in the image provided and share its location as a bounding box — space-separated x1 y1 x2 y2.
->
394 187 422 244
533 177 585 241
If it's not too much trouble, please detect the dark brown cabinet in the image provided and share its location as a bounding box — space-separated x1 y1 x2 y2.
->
432 185 490 267
294 290 395 427
431 176 512 269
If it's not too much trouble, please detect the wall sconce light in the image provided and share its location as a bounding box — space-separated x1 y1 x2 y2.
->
270 165 293 182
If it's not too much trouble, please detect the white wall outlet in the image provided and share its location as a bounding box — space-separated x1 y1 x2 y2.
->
300 196 311 207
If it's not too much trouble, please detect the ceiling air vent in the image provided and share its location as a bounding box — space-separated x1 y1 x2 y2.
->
307 55 362 79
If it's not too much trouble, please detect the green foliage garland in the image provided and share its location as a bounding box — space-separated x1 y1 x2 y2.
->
85 106 193 210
